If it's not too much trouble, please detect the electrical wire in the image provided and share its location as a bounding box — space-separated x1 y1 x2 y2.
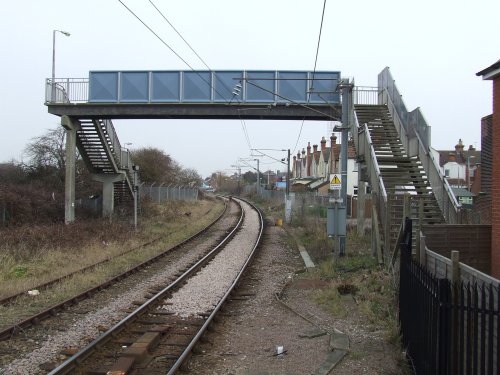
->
117 0 195 71
244 80 339 121
148 0 211 71
292 0 328 154
119 0 253 151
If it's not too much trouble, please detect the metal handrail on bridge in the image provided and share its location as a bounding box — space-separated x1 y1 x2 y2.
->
377 67 462 223
46 78 89 103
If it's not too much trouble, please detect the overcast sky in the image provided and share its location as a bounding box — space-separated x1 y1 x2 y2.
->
0 0 497 177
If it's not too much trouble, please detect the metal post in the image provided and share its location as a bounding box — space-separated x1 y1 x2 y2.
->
133 165 139 230
51 30 70 102
338 79 353 256
256 159 260 195
159 182 165 203
286 149 290 198
51 30 56 102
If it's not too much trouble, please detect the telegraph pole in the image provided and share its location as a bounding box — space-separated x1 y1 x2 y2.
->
339 78 353 256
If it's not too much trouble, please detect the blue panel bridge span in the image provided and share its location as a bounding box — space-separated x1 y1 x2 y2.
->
88 70 341 105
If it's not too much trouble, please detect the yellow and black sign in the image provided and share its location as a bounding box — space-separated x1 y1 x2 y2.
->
329 174 341 190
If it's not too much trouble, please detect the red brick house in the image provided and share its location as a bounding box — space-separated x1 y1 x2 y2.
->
476 59 500 278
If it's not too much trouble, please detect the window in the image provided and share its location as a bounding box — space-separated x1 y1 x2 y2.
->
445 169 450 177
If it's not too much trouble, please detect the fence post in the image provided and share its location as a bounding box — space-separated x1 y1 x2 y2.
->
450 250 460 375
416 198 424 256
419 233 427 266
437 278 452 375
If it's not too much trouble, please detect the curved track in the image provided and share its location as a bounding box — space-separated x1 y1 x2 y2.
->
0 199 228 341
46 197 263 375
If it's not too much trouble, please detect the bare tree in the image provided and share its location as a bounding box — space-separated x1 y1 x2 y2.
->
24 127 66 171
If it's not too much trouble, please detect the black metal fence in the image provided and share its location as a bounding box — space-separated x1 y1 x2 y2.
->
399 218 499 374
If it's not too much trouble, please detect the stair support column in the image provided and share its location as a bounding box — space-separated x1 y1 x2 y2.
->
61 116 80 224
357 181 366 235
92 173 126 218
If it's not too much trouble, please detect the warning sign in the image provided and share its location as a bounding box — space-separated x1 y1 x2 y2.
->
329 174 341 190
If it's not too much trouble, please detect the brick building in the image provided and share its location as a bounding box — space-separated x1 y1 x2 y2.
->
476 59 500 278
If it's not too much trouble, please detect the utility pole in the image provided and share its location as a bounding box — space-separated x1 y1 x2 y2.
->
328 79 352 257
132 165 139 230
256 158 260 195
286 149 290 198
338 79 353 256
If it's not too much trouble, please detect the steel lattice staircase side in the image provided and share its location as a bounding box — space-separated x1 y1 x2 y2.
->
76 119 134 205
354 104 444 255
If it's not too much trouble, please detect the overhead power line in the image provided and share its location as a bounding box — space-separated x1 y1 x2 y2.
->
119 0 253 151
147 0 211 71
117 0 195 71
292 0 328 154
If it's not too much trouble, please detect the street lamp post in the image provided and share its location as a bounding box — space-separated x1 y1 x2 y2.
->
52 29 70 102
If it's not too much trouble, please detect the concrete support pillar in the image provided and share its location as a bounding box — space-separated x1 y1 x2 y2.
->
357 181 366 235
92 173 125 218
61 115 80 224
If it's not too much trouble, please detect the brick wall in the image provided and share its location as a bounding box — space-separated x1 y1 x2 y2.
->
492 78 500 278
422 224 491 274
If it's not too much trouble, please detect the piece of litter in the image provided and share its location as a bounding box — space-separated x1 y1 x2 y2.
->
27 290 40 296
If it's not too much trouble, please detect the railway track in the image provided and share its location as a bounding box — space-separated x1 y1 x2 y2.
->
0 199 228 342
0 197 252 374
42 197 263 375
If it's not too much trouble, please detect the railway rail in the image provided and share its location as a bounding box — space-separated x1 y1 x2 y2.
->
0 200 228 342
44 197 263 375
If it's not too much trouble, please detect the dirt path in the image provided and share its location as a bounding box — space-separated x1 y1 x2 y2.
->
185 225 408 374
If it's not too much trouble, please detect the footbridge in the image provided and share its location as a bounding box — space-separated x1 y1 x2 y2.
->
46 68 461 262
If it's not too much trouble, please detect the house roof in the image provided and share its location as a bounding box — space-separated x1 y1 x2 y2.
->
437 149 481 166
476 60 500 80
292 178 316 186
309 178 328 189
452 187 475 197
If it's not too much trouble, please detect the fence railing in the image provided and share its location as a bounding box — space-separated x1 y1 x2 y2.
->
377 67 462 224
353 86 378 105
400 219 499 375
45 78 89 103
142 185 198 203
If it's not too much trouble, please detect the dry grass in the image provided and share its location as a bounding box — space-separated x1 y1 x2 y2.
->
0 199 223 300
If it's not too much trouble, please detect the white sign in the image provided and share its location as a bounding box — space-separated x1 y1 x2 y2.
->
329 174 341 190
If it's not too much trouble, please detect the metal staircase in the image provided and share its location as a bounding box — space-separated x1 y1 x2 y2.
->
354 104 444 260
76 118 134 205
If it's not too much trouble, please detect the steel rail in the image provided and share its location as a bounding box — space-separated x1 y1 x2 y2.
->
167 197 264 374
0 199 228 341
48 197 247 375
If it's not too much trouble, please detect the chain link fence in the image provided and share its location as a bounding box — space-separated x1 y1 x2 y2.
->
142 185 198 203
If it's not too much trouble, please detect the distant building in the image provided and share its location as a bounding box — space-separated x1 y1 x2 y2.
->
292 134 358 196
431 139 481 193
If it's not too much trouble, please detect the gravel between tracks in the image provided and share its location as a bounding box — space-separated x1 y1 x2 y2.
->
160 200 261 317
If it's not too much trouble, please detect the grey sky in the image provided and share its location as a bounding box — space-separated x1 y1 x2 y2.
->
0 0 497 177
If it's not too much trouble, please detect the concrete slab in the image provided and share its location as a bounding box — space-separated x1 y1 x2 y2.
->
298 244 316 268
329 332 350 351
314 350 347 375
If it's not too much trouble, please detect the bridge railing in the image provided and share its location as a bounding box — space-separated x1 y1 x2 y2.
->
45 78 89 103
353 86 378 105
377 67 462 223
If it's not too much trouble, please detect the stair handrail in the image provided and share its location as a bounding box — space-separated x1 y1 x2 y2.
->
352 110 389 248
377 67 462 223
100 119 134 195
